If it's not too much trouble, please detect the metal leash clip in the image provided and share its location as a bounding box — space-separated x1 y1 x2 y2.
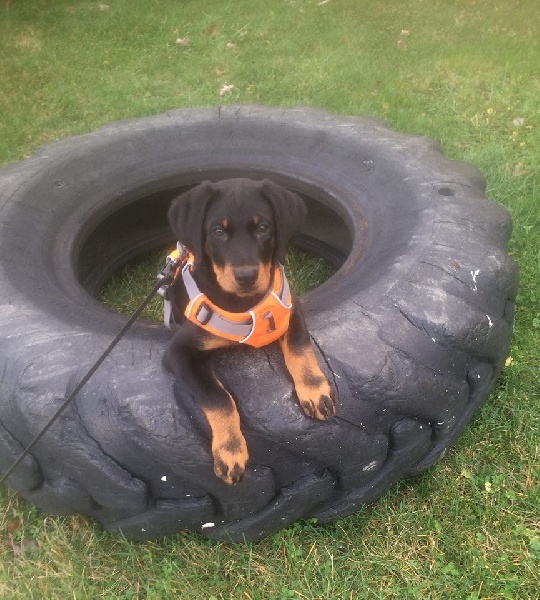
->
157 242 188 327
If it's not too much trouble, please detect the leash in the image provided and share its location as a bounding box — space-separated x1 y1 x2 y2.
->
0 252 185 486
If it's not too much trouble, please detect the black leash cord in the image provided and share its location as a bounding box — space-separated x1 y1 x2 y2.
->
0 262 180 486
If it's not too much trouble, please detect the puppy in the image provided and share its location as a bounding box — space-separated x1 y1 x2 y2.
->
163 178 335 484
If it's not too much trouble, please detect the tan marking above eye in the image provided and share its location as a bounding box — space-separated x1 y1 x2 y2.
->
253 215 260 225
221 218 228 229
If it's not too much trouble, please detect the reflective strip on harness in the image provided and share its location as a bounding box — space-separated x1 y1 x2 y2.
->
181 255 292 348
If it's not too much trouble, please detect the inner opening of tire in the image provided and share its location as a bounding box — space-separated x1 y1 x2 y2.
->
100 246 337 322
75 172 354 320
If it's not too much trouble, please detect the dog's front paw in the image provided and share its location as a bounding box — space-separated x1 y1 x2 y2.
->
212 435 249 485
297 376 336 420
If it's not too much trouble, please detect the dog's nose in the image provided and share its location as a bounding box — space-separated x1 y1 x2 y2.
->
234 266 259 286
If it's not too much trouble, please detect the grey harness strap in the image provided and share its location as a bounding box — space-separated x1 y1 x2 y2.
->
181 261 253 339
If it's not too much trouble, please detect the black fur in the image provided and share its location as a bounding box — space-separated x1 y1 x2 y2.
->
163 178 334 485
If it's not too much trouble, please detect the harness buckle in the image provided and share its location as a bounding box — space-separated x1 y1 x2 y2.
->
157 242 190 298
157 273 171 300
195 302 213 326
158 242 190 327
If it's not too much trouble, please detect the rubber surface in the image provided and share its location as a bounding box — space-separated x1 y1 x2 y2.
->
0 106 518 541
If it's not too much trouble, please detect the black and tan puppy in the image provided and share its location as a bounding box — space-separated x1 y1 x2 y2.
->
163 178 335 484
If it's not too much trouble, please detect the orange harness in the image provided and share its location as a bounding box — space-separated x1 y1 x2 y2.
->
163 246 292 348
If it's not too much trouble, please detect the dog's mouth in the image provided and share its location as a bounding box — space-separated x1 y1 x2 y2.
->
234 285 265 298
213 263 272 297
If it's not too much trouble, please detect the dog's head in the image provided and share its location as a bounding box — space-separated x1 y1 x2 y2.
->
168 178 306 297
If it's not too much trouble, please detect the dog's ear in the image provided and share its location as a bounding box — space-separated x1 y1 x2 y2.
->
167 181 215 260
259 179 307 262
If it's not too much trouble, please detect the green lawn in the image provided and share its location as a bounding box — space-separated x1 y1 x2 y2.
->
1 0 538 598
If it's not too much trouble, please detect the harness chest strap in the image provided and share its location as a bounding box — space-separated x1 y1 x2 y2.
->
181 255 292 348
159 246 292 346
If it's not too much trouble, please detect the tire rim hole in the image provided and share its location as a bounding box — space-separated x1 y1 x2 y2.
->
77 175 353 304
100 246 336 322
73 173 352 323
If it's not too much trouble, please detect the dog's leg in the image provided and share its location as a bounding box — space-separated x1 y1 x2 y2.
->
164 326 248 484
203 378 249 485
280 300 336 420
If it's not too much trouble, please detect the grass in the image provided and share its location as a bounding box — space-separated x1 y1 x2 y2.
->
1 0 539 598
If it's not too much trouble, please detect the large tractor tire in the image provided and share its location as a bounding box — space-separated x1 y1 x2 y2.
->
0 106 518 541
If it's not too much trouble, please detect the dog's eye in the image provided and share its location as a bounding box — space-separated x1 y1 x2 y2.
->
212 226 226 238
256 223 270 235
